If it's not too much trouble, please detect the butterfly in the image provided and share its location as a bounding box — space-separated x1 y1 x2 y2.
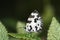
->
25 10 42 32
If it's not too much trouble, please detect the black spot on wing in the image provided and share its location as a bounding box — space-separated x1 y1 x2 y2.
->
28 25 32 31
37 15 40 17
38 24 39 26
36 18 38 20
35 26 38 30
27 20 32 23
34 18 38 23
33 30 34 31
34 19 36 23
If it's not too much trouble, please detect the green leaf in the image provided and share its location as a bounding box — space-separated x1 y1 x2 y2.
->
0 21 9 40
47 17 60 40
16 21 26 34
8 33 41 40
9 37 19 40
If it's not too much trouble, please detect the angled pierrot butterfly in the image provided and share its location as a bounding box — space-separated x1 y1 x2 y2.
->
25 10 42 32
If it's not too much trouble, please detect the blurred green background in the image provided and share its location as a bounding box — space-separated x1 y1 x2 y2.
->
0 0 60 40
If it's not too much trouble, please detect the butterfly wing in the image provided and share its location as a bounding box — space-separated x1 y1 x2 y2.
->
25 10 42 32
